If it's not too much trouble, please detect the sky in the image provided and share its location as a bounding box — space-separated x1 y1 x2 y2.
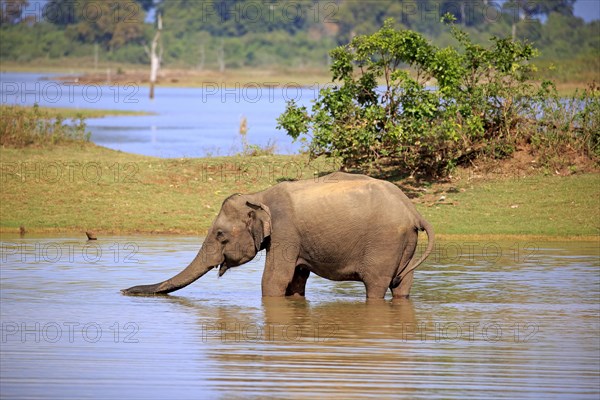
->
573 0 600 22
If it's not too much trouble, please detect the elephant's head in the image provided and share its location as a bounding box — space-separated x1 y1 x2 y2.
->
121 194 271 295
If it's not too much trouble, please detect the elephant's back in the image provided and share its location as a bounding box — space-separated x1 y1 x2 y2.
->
285 174 420 231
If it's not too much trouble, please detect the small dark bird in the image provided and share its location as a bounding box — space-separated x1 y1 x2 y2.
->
86 231 97 240
19 225 26 237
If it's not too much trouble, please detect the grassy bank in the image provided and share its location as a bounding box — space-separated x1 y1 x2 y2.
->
0 104 151 148
1 143 598 239
0 105 151 119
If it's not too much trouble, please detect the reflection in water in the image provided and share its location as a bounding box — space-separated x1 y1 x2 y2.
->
0 236 599 399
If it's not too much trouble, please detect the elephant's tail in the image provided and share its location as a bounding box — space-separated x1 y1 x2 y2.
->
391 219 435 288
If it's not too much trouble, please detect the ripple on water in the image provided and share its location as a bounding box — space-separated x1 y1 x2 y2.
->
1 237 598 399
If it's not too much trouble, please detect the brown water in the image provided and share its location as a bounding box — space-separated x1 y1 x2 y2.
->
1 236 599 399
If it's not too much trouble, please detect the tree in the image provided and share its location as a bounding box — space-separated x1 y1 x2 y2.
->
277 17 541 177
439 0 491 27
73 0 145 51
45 0 146 51
44 0 78 25
530 0 576 16
0 0 28 25
504 0 576 39
145 12 162 99
137 0 155 12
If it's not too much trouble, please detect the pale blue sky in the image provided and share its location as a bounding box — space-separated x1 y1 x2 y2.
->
573 0 600 22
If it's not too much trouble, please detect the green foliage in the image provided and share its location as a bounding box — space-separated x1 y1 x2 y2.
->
65 0 146 51
158 0 318 38
0 104 90 147
529 82 600 166
0 0 597 70
0 0 28 26
277 17 598 177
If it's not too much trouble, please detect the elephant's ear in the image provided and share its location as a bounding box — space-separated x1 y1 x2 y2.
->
246 201 271 251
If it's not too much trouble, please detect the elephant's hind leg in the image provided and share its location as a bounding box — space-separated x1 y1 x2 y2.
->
285 266 310 297
364 282 388 299
391 235 418 299
391 270 414 299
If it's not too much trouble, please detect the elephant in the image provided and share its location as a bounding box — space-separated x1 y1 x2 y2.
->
122 172 435 299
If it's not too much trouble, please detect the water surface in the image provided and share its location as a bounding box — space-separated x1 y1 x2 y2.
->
1 236 599 398
0 72 316 157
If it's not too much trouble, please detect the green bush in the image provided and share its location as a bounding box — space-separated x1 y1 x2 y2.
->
0 104 90 147
529 82 600 167
277 17 598 177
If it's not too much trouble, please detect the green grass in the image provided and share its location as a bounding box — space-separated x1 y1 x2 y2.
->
0 104 151 149
0 105 150 119
1 143 598 238
0 144 337 234
420 174 600 237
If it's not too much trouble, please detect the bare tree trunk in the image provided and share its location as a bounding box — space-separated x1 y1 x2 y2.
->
146 14 163 100
512 1 526 41
198 43 205 71
217 38 225 73
94 43 98 71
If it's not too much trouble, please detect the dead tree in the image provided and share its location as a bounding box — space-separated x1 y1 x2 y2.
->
145 13 163 100
217 38 225 73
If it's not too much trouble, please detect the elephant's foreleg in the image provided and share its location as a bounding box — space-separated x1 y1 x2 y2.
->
285 266 310 297
261 241 300 297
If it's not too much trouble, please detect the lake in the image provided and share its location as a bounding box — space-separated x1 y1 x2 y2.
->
0 71 324 157
1 236 599 398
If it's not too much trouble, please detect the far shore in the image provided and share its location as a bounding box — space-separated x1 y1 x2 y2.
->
1 63 593 95
1 64 333 88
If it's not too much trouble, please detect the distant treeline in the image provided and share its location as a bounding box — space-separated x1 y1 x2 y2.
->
0 0 598 69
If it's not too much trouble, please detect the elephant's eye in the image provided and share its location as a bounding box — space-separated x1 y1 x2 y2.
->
216 230 228 243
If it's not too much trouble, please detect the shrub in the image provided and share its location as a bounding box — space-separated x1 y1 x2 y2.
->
0 104 90 147
529 81 600 168
277 17 598 177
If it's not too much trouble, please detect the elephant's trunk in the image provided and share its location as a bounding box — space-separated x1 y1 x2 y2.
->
121 240 222 295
